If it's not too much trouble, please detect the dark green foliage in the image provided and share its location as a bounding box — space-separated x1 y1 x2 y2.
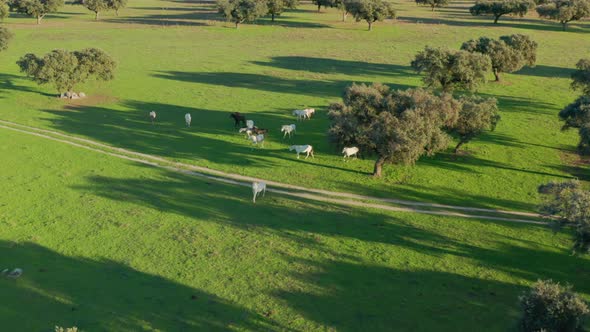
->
469 0 534 23
328 83 460 177
217 0 268 28
0 27 13 52
520 280 589 332
538 180 590 254
266 0 297 21
451 96 500 153
312 0 335 12
16 48 116 95
536 0 590 31
411 46 492 92
415 0 449 11
346 0 396 30
559 95 590 130
107 0 126 15
7 0 64 24
571 58 590 95
461 34 537 81
77 0 109 20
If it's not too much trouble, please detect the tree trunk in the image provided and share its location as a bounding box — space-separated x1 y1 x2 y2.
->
235 21 239 28
317 4 321 12
36 15 42 24
271 13 275 21
373 156 386 177
493 15 499 24
95 11 99 20
368 21 372 31
493 68 500 82
431 5 435 11
115 9 119 16
562 21 567 31
342 11 346 21
454 141 465 154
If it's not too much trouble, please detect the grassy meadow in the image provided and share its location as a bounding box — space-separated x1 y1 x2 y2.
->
1 0 590 330
2 128 590 331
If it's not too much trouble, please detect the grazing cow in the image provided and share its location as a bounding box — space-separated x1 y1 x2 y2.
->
252 182 266 203
252 127 268 135
149 111 157 124
289 145 314 159
304 108 315 118
185 113 192 127
246 120 254 129
239 127 253 138
281 124 296 138
2 268 22 279
292 109 308 121
342 147 359 161
249 133 265 148
230 112 247 128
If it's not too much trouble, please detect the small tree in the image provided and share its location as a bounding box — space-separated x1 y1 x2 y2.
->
266 0 297 21
415 0 449 11
8 0 64 24
346 0 395 30
571 58 590 95
539 180 590 254
520 280 589 332
217 0 268 28
559 95 590 154
0 27 13 52
411 46 492 92
107 0 126 15
312 0 335 12
470 0 534 23
75 0 109 20
536 0 590 31
328 83 460 177
461 34 537 81
16 48 116 96
451 96 500 153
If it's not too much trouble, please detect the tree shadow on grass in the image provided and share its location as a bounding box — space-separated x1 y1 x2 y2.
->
152 71 414 98
514 64 575 79
251 56 415 78
0 240 276 331
0 73 54 99
72 167 590 330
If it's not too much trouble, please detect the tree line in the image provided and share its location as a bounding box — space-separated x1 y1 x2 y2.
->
0 0 127 24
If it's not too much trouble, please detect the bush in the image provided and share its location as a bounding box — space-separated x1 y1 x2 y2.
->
520 280 589 332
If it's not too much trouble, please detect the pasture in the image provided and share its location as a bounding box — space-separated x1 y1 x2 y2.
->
1 0 590 330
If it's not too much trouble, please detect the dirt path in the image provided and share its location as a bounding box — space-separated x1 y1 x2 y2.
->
0 119 548 225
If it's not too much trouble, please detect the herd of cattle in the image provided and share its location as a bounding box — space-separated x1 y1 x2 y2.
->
147 108 360 203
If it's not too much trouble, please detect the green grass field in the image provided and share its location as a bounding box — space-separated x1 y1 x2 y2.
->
1 0 590 330
2 128 590 331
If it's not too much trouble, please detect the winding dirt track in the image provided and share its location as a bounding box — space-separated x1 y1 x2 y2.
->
0 119 548 225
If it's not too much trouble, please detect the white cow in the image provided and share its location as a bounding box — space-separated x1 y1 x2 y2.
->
2 268 22 279
239 127 253 138
289 145 314 159
149 111 157 124
342 147 359 161
249 133 265 148
304 108 315 118
292 110 308 121
252 182 266 203
281 124 296 138
246 120 254 129
185 113 192 127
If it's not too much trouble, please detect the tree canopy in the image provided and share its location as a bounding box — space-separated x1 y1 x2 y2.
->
8 0 64 24
217 0 268 28
536 0 590 30
469 0 534 23
538 180 590 254
415 0 449 11
0 0 8 20
16 48 116 96
451 96 500 153
107 0 126 15
461 34 537 81
559 95 590 154
78 0 109 20
571 58 590 95
328 83 460 177
411 46 492 92
0 27 13 52
346 0 396 30
266 0 297 21
520 279 589 331
311 0 335 12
